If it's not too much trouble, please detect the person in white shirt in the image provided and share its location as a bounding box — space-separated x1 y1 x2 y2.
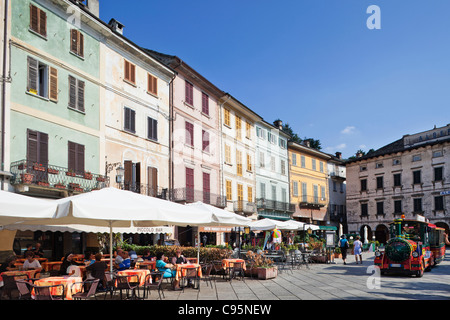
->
23 252 42 271
353 236 363 264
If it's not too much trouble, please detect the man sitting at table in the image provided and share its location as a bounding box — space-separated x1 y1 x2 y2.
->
33 242 45 258
171 249 187 265
23 252 42 272
115 251 131 271
86 253 107 290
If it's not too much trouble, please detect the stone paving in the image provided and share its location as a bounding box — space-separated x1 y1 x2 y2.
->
118 249 450 301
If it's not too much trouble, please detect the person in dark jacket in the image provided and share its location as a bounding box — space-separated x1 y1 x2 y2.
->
86 253 107 289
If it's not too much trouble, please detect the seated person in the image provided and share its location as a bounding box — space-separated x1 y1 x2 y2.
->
60 252 84 276
114 249 124 265
33 242 45 258
128 250 138 262
115 251 131 271
23 244 34 258
86 253 107 290
0 255 18 273
156 252 181 290
84 252 96 266
23 252 42 272
142 249 154 261
171 249 187 265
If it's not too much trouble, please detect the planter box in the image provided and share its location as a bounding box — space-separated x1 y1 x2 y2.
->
47 168 59 174
66 172 76 177
37 181 50 187
84 173 93 180
257 267 278 280
96 177 106 182
334 253 342 259
54 184 66 190
33 165 45 172
21 173 34 184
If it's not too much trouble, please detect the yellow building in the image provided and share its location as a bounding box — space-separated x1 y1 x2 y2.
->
288 141 331 224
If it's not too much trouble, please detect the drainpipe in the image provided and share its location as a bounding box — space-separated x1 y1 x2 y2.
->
218 94 231 208
1 0 9 191
169 59 182 201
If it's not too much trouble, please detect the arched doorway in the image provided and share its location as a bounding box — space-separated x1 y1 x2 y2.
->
375 224 389 245
359 225 372 243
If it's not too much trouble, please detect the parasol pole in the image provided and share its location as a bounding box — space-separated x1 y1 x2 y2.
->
109 221 113 273
197 227 200 262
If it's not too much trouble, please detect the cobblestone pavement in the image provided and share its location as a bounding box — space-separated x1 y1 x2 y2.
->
134 249 450 301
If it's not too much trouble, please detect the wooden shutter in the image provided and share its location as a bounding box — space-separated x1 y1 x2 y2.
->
186 167 194 201
68 141 76 172
124 60 130 82
27 56 38 93
203 172 210 204
147 166 158 197
185 122 193 146
75 143 84 174
202 92 209 114
148 117 157 141
148 74 157 95
77 80 85 112
185 81 193 105
39 132 49 166
39 9 46 37
130 109 135 133
124 160 133 190
78 32 84 57
30 5 39 33
49 67 58 101
27 130 38 164
68 75 77 108
202 130 209 152
130 63 135 84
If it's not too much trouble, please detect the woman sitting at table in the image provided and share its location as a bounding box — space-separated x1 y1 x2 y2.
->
0 255 18 273
142 249 155 261
171 249 187 265
23 252 42 272
60 252 84 276
156 252 181 291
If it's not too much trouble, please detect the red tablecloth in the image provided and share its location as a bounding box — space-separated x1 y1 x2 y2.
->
221 259 246 270
0 270 37 283
175 263 202 281
32 276 83 300
117 269 150 286
134 261 156 270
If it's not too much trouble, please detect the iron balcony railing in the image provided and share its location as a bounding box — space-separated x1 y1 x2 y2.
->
123 182 169 200
256 198 295 212
299 195 327 208
233 200 257 214
171 187 227 208
10 159 109 193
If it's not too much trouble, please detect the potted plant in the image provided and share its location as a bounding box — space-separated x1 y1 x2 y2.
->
66 169 76 177
84 171 93 180
245 251 278 280
47 168 59 174
96 176 106 182
334 247 342 259
21 173 34 184
37 181 50 187
54 182 66 189
33 163 45 172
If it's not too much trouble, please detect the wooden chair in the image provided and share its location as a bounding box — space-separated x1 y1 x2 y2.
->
71 278 100 300
143 272 165 300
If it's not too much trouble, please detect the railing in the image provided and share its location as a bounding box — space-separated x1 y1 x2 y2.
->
299 195 327 208
233 200 257 214
330 171 346 180
256 198 295 212
123 182 169 200
10 159 109 193
171 188 227 208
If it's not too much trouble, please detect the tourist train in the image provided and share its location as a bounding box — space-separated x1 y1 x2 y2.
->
374 215 446 277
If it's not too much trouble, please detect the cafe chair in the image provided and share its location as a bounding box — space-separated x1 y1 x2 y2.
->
71 278 100 300
200 263 213 288
103 272 115 300
1 274 27 299
33 283 65 300
15 279 33 300
227 262 245 283
143 272 165 300
114 274 140 300
180 266 200 292
211 260 226 281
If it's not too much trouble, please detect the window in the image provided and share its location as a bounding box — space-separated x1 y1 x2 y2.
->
256 127 265 139
361 203 368 216
185 167 194 202
259 152 265 168
375 162 383 169
434 167 443 182
49 67 58 102
147 117 157 141
68 75 85 112
267 132 275 144
376 202 384 215
292 153 297 166
413 170 421 184
68 141 85 174
393 159 401 166
225 145 231 164
281 160 286 175
185 81 193 105
236 150 242 176
301 182 307 202
203 172 210 204
321 186 326 201
313 185 319 203
320 162 324 173
360 165 367 171
70 29 84 57
435 196 444 211
27 129 48 167
293 181 298 197
360 179 367 191
124 60 136 84
279 138 286 149
392 173 401 187
235 115 242 140
247 154 252 172
185 122 194 146
248 186 253 203
394 200 402 214
29 4 47 37
202 130 209 153
124 107 136 133
376 176 383 189
301 155 306 168
226 180 232 201
412 154 421 162
271 186 277 201
124 161 140 192
260 183 266 198
413 198 422 213
224 109 230 126
312 159 316 171
201 92 209 115
27 56 49 98
271 156 275 171
147 74 158 96
432 150 443 158
246 122 251 139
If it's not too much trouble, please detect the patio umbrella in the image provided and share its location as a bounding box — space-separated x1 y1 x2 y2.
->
271 229 282 243
249 218 299 231
0 190 58 225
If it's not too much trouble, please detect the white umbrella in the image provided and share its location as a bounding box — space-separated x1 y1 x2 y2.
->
249 218 304 231
0 190 58 225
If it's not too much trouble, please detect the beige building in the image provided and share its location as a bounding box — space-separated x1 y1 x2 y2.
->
346 124 450 244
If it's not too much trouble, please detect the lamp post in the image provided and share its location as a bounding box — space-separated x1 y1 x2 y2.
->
105 157 124 189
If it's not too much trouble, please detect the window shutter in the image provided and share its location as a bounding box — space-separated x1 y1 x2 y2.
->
30 5 39 33
130 109 135 133
78 32 84 57
185 81 193 105
147 166 158 197
27 56 38 93
68 141 76 172
68 75 77 108
202 92 209 114
39 132 49 166
77 80 85 112
49 67 58 101
152 76 157 95
124 160 133 189
124 107 130 131
76 144 84 174
70 29 78 53
130 63 135 84
27 130 38 164
39 9 46 37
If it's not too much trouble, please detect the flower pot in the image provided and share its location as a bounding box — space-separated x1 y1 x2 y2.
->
37 181 49 187
21 173 34 184
66 171 76 177
84 173 93 180
47 168 59 174
54 183 66 190
257 267 277 280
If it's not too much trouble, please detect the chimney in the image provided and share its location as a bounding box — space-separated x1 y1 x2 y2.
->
273 120 283 130
108 18 125 35
356 152 363 158
304 140 310 148
85 0 99 18
335 152 342 159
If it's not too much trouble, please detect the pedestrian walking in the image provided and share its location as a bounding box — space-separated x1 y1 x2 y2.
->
353 236 363 264
339 235 349 265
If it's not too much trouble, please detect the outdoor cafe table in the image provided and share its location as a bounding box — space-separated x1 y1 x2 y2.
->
0 270 38 286
117 269 150 286
221 259 246 270
16 258 48 263
135 260 156 271
186 257 198 264
41 261 62 272
32 276 83 300
175 263 202 281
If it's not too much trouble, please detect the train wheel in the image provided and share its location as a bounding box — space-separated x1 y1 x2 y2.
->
416 268 424 277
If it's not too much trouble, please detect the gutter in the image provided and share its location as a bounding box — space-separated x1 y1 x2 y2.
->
1 0 9 190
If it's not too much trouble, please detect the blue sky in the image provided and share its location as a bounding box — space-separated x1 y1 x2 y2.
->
100 0 450 159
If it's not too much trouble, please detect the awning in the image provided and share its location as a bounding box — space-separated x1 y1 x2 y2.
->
3 224 174 234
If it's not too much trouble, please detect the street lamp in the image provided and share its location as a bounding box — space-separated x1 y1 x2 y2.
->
115 164 125 189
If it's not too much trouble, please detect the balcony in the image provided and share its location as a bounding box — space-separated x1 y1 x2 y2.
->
171 188 227 208
123 182 169 200
10 159 109 194
330 171 346 181
233 200 257 215
256 198 295 213
299 195 327 209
